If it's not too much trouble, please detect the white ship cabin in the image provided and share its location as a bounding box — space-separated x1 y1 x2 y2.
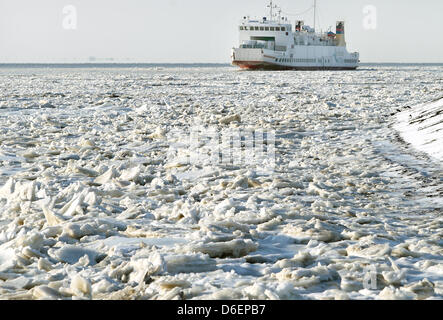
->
239 16 341 52
239 18 293 51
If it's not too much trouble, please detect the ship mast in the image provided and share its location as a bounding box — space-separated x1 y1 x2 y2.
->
268 0 277 21
270 0 273 20
313 0 317 31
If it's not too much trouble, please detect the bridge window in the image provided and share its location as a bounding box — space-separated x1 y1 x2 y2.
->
281 27 286 31
265 27 269 31
239 26 244 30
276 27 280 31
255 27 259 31
270 27 275 31
260 27 264 31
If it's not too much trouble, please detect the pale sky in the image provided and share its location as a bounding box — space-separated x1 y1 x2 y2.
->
1 0 442 63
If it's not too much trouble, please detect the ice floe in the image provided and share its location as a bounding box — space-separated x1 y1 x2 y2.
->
0 65 441 300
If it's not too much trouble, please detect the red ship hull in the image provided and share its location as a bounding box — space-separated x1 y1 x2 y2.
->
232 60 357 71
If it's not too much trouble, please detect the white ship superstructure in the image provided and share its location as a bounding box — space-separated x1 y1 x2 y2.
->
232 1 360 70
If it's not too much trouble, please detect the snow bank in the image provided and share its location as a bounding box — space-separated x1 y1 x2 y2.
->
395 97 443 161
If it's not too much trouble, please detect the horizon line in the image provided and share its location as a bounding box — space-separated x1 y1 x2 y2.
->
0 62 442 66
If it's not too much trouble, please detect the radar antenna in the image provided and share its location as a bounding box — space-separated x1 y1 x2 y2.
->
277 7 282 22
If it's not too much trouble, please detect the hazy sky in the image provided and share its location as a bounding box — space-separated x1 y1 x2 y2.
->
1 0 442 63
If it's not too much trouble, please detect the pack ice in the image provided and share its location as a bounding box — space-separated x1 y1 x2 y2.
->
0 65 442 300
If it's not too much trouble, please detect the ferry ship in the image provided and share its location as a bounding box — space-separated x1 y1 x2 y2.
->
232 1 360 70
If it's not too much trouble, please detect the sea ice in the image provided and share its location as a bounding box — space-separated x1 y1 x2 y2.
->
0 65 441 300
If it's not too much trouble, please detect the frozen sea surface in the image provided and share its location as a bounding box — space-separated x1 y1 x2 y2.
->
0 64 442 300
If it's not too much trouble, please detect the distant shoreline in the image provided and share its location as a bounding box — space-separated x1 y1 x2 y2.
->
0 63 232 69
0 62 442 69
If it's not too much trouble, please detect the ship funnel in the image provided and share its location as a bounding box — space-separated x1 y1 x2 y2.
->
336 21 346 46
295 20 304 32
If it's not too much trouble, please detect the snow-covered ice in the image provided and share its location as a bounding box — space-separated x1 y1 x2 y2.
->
0 64 442 300
395 97 443 161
